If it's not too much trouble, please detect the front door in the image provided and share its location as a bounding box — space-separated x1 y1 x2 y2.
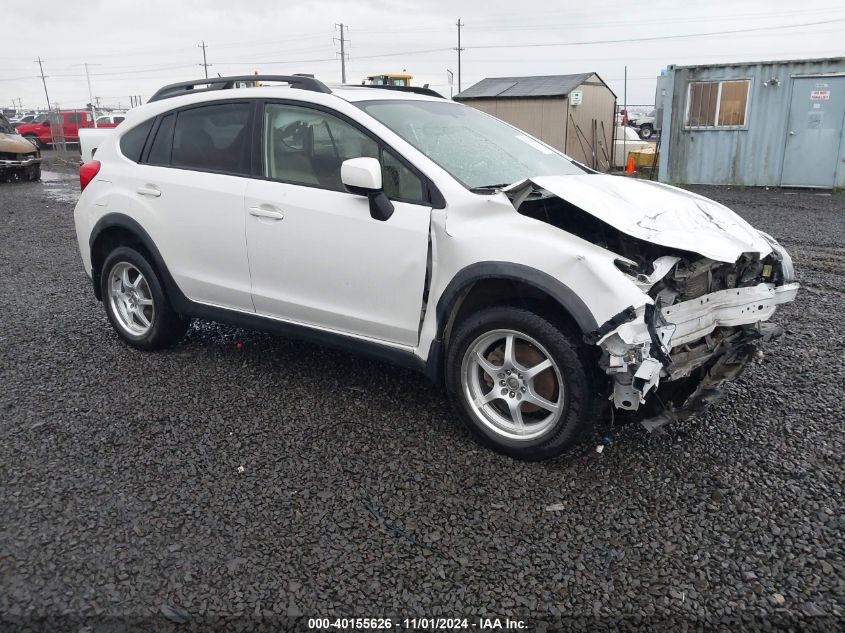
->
781 76 845 187
245 102 432 346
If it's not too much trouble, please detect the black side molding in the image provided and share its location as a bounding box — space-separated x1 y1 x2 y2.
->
87 213 428 375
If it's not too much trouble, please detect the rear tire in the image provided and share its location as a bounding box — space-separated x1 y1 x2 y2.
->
639 124 654 140
445 306 593 461
100 246 189 350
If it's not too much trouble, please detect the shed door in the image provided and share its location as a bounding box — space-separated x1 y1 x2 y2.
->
781 76 845 187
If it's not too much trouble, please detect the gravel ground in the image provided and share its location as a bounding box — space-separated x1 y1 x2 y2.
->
1 163 843 631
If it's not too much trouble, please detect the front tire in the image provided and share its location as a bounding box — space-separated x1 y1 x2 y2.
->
23 134 42 150
446 306 592 461
639 124 654 139
100 246 189 350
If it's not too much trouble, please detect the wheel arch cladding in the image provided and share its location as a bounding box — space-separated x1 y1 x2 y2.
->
425 262 599 382
88 213 186 307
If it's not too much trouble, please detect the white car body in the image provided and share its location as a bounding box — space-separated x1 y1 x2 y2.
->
73 78 798 453
612 125 652 168
79 127 113 162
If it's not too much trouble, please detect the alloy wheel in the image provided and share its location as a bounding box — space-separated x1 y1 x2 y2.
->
460 329 564 441
108 262 155 337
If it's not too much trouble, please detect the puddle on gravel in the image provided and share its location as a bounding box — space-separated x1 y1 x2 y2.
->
40 169 77 182
40 170 79 204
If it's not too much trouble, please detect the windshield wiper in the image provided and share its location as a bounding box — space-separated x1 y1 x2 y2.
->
469 183 511 194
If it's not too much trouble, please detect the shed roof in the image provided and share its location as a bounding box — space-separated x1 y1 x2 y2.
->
454 73 604 100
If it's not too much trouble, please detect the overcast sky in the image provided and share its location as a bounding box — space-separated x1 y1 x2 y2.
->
2 0 842 111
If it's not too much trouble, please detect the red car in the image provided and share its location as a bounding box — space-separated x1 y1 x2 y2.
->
16 111 119 149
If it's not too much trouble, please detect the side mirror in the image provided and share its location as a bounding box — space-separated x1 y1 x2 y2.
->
341 157 394 221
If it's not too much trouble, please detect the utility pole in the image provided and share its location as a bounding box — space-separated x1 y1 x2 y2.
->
455 19 464 94
623 65 627 170
76 62 101 127
198 40 210 79
334 24 348 83
35 57 51 111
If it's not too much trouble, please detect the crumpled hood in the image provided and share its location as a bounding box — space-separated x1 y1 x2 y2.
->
510 175 772 262
0 132 39 154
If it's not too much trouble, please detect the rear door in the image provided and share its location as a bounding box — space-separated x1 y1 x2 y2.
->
781 76 845 187
120 101 255 311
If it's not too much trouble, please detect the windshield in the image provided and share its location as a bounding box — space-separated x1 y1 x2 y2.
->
357 99 587 188
0 115 14 134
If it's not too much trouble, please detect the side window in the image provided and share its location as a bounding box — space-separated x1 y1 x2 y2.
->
263 103 378 190
119 118 154 162
146 113 175 166
382 150 425 204
171 103 251 175
96 116 110 124
114 116 125 124
69 113 85 124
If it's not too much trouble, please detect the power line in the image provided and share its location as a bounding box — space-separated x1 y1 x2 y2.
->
466 17 845 50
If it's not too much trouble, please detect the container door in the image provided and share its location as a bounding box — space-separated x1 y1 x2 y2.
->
781 77 845 188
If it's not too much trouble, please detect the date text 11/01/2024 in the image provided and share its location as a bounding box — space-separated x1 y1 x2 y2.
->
307 617 528 630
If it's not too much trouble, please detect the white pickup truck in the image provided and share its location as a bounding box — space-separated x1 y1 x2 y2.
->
79 126 118 163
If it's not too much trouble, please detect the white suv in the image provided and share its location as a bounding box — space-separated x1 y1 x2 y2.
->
73 75 798 461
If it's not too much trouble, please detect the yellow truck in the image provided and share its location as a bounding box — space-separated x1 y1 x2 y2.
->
364 74 413 87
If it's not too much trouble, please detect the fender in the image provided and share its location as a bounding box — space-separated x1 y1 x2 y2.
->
88 213 191 310
422 261 600 382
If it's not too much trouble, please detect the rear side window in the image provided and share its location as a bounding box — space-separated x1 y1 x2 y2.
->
146 114 175 166
69 113 86 124
171 103 251 175
119 119 154 162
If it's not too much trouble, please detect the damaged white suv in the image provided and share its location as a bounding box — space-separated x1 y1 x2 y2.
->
73 76 798 461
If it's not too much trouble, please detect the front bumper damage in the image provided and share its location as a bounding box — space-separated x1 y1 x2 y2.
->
596 281 799 431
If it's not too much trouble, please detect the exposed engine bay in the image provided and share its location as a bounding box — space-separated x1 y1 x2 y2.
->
512 186 800 430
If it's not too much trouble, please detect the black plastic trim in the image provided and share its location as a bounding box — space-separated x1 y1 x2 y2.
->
87 213 427 374
357 85 444 98
148 75 332 102
644 303 672 367
423 262 599 383
583 305 637 345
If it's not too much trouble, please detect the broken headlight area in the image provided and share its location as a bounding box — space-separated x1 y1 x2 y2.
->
596 251 798 426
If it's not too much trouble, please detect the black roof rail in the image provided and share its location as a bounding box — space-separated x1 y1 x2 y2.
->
357 84 444 99
148 75 332 103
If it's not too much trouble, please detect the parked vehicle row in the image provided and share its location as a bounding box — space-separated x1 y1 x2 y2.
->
16 111 123 149
73 75 797 460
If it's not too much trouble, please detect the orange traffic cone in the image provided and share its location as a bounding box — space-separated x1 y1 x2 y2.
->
625 156 637 175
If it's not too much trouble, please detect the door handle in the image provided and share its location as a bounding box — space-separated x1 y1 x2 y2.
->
249 205 284 221
788 131 796 136
136 185 161 197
